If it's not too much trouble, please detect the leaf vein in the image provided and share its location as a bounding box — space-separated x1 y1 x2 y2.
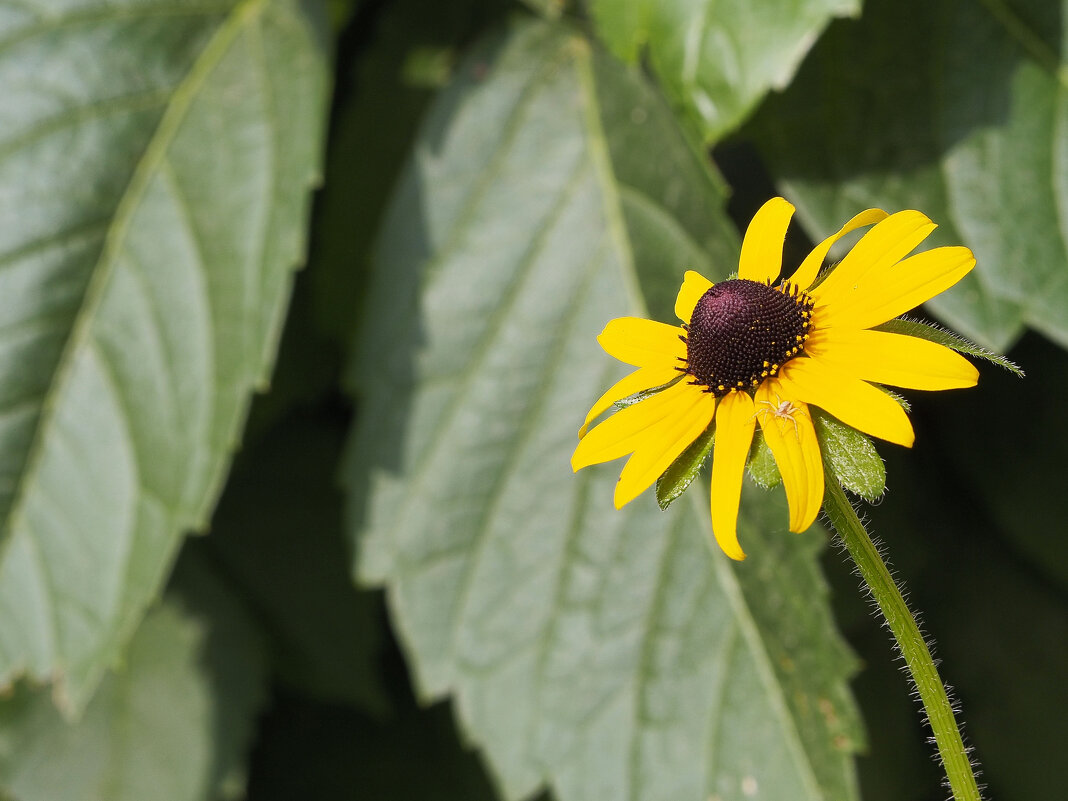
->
385 40 582 548
0 220 109 278
443 159 597 667
704 620 739 793
0 88 173 167
703 497 828 800
0 0 266 645
0 2 233 57
626 506 688 801
526 349 616 759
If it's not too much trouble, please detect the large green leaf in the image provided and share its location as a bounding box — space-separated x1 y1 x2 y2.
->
0 0 328 712
0 553 267 801
346 19 862 801
747 0 1068 352
588 0 861 142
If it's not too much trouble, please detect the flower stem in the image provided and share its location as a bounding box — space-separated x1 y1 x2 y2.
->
822 473 982 801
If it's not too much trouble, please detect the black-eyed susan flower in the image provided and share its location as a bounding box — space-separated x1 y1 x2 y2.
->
572 198 979 560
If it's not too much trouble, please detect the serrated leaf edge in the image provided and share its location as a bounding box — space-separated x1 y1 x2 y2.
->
876 315 1025 376
0 0 276 714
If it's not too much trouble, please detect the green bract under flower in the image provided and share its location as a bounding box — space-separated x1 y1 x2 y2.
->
572 198 980 560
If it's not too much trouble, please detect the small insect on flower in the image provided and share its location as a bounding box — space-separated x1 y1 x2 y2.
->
753 396 808 438
572 197 980 560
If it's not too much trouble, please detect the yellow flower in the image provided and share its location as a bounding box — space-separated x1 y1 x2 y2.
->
572 198 979 560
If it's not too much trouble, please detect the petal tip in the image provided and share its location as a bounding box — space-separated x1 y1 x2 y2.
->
712 526 747 561
766 196 796 214
570 444 593 471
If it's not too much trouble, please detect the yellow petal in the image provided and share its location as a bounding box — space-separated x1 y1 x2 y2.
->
804 328 979 391
572 380 705 470
597 317 686 367
613 389 716 507
815 246 975 330
738 197 795 283
709 391 756 560
754 380 823 533
790 208 889 290
778 357 915 447
674 270 714 323
579 364 684 438
811 210 936 309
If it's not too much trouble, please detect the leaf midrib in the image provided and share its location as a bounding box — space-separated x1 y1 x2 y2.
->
0 0 268 578
975 0 1067 87
575 31 832 801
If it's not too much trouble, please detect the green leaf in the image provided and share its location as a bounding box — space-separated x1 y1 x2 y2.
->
0 553 267 801
0 0 329 713
612 374 683 410
747 0 1068 351
875 317 1025 377
655 421 715 509
588 0 861 141
747 429 782 489
346 19 862 801
813 411 885 502
686 408 887 502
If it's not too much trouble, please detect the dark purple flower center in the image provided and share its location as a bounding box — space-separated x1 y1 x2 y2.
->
682 278 814 396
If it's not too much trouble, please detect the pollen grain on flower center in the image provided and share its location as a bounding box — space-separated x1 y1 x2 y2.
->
682 278 813 396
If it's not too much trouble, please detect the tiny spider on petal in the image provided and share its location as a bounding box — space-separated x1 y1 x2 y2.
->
572 197 979 560
753 396 807 438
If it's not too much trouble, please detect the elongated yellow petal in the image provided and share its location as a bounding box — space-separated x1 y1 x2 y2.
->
572 380 705 470
811 210 936 309
754 380 823 533
598 317 686 367
790 209 889 290
674 270 714 323
579 364 683 438
804 328 979 391
778 357 915 447
815 247 975 330
709 391 756 560
738 197 795 283
614 389 716 508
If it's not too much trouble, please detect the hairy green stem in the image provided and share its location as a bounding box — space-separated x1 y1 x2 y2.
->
822 474 982 801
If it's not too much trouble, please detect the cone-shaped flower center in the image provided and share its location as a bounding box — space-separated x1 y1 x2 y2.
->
685 278 814 396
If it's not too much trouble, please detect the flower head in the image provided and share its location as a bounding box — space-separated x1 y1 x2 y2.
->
572 198 978 560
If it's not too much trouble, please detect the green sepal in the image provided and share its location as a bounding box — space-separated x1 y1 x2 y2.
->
655 420 715 510
881 386 911 412
746 428 782 489
812 409 886 501
875 316 1025 376
612 373 684 410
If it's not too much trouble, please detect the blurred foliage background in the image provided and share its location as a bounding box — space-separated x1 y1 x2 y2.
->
0 0 1065 800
